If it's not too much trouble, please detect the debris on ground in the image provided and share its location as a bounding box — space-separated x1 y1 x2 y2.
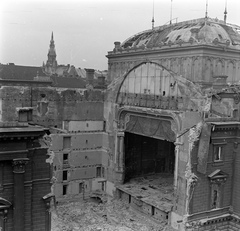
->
51 196 176 231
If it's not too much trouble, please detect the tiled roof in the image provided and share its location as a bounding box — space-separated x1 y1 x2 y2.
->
0 63 46 80
50 75 86 88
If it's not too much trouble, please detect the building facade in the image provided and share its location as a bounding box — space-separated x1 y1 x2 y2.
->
0 120 52 231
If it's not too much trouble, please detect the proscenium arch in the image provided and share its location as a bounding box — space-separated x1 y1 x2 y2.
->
115 61 176 103
117 107 180 142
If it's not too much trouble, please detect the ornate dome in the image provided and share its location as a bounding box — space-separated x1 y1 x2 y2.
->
121 18 240 50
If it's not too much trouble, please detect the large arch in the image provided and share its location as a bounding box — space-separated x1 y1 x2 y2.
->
113 61 190 188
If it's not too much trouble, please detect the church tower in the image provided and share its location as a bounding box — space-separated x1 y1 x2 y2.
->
43 32 58 75
46 32 57 67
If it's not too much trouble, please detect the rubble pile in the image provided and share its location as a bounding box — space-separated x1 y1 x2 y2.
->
51 196 175 231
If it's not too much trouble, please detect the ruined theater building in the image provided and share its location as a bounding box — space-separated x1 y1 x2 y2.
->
0 16 240 231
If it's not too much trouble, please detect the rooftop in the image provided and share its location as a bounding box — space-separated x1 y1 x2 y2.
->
116 17 240 51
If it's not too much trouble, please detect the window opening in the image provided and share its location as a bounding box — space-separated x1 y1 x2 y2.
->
213 146 222 161
63 170 68 181
63 185 67 195
63 153 68 163
79 182 83 193
151 206 155 216
211 189 220 209
96 167 101 178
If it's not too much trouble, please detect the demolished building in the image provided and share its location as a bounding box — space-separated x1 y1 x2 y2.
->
104 17 240 230
0 16 240 231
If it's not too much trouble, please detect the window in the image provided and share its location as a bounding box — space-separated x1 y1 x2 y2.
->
18 109 33 122
96 167 101 178
213 145 224 162
208 169 227 210
211 186 221 209
63 153 68 163
63 137 71 149
63 185 67 195
63 170 68 181
212 189 219 209
102 167 105 178
79 183 83 193
101 182 105 191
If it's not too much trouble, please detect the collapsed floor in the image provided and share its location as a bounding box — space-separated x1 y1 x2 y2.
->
51 194 175 231
117 173 174 215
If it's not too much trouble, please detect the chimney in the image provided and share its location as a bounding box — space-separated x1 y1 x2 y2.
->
85 68 95 85
212 75 228 89
97 75 106 89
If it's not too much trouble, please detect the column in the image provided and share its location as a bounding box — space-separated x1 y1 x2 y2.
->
12 158 29 231
117 131 125 172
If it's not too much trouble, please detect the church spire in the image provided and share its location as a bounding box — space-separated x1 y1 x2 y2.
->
51 31 54 42
46 32 57 67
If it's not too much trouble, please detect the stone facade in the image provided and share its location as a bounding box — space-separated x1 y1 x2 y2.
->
0 122 51 231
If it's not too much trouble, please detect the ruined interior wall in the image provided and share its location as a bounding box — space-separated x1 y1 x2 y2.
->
0 86 104 127
176 112 202 216
50 130 108 199
0 86 108 200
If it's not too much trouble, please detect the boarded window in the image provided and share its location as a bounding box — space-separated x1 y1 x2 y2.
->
63 137 71 149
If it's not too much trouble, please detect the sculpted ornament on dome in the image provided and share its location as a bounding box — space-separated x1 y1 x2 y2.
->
213 38 219 45
168 40 173 47
189 37 194 44
176 39 183 46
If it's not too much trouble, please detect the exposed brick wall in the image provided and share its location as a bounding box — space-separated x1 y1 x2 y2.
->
0 86 104 128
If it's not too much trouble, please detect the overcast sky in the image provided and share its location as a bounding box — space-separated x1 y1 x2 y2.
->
0 0 239 70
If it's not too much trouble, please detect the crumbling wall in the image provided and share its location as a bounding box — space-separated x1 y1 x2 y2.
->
0 86 104 127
